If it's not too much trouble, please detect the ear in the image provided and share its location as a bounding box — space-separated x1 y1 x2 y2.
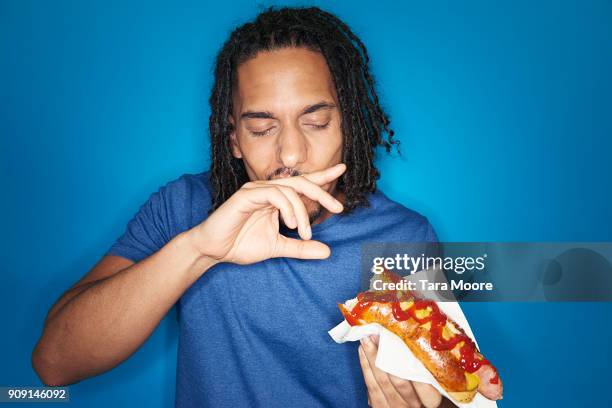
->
228 115 243 159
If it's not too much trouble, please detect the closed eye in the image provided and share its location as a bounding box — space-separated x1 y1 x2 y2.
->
307 122 330 130
250 127 275 137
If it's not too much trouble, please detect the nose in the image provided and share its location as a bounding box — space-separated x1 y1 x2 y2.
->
277 123 308 169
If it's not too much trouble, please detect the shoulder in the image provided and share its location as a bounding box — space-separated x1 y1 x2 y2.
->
155 171 212 209
151 171 213 231
358 189 438 242
367 190 428 223
106 171 214 262
159 171 212 197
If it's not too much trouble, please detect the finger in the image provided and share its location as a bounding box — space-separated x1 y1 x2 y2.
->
361 337 410 408
358 345 389 408
412 382 442 408
273 235 330 260
248 186 297 229
371 334 380 347
388 375 421 408
303 163 347 186
237 186 297 228
276 185 312 240
268 176 343 214
235 184 298 228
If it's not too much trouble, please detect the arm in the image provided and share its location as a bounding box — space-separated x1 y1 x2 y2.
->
32 164 346 386
32 233 216 386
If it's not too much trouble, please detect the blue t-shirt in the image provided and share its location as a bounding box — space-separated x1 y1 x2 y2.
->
107 172 437 407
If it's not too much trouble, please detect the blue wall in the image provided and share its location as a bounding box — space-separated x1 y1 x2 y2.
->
2 1 611 406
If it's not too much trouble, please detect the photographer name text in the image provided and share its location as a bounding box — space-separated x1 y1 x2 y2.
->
373 279 494 292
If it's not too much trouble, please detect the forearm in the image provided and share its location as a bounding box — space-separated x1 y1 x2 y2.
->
32 230 215 385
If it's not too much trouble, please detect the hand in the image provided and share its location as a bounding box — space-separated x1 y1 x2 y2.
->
188 163 346 265
359 335 443 408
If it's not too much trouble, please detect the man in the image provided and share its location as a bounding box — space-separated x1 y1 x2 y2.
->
33 7 445 408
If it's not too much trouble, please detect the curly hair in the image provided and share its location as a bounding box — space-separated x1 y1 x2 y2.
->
209 6 398 212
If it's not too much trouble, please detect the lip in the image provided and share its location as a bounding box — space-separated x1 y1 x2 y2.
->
273 172 296 179
268 169 302 180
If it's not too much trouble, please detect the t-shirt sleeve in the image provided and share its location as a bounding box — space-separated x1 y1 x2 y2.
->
423 218 439 243
106 187 172 263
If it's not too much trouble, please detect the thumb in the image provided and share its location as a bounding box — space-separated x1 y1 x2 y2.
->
274 235 331 260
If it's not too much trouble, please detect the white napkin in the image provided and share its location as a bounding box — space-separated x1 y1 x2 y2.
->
328 300 498 408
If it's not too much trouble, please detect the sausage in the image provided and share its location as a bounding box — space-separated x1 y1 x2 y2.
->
475 364 503 400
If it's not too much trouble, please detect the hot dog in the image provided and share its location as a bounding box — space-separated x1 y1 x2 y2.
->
338 272 503 403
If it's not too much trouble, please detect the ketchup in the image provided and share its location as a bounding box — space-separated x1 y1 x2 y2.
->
344 300 371 326
342 272 499 385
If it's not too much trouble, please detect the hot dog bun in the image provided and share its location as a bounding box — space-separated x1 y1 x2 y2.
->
338 282 502 403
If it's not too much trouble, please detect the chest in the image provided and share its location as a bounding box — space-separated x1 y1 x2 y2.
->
178 242 363 345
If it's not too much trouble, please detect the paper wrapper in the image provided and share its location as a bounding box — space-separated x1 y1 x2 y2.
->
328 300 498 408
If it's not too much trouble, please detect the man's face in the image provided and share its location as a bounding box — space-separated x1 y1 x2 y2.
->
230 47 343 223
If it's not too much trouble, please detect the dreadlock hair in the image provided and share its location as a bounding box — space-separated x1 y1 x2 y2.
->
209 6 398 212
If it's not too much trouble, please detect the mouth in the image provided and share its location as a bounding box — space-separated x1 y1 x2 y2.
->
267 167 301 180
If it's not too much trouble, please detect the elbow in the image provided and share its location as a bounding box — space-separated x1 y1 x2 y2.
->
31 341 72 387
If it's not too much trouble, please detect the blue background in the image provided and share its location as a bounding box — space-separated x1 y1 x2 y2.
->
2 0 611 406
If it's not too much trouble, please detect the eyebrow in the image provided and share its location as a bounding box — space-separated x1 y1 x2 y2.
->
240 110 276 120
301 101 336 115
240 101 336 120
